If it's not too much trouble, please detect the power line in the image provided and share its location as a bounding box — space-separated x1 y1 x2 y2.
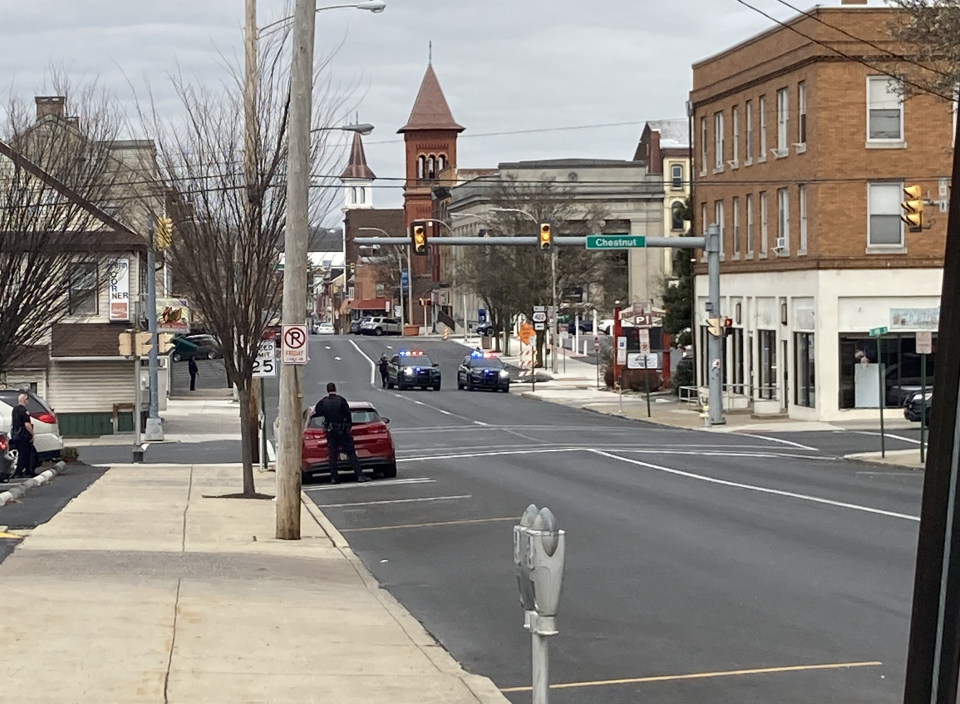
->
733 0 953 102
363 121 649 146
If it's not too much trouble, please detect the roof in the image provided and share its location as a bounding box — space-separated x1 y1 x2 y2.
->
339 133 376 181
347 401 375 410
51 322 130 358
499 158 638 169
398 65 465 134
645 119 690 149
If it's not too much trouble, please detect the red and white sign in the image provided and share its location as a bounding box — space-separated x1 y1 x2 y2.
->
639 329 651 355
282 325 308 365
593 335 600 352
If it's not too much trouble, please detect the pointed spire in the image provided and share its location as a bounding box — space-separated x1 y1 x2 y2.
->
339 132 375 180
398 63 465 134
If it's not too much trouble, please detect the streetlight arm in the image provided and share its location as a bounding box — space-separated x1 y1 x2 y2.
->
259 2 385 37
489 207 539 226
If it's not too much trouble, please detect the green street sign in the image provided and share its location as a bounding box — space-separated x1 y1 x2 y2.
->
869 326 888 337
585 235 646 250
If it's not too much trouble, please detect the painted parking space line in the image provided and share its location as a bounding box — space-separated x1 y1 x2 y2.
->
592 450 919 522
499 660 883 693
340 516 518 533
304 478 436 491
317 494 471 509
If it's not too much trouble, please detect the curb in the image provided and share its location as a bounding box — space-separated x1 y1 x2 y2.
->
299 492 511 704
842 453 925 472
0 461 67 507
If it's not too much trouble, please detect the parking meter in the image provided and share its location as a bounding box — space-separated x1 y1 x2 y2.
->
528 507 566 637
514 504 539 630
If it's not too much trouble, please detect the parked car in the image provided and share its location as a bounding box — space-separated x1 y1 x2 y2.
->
566 319 594 334
0 433 12 481
360 317 402 336
0 390 64 465
301 401 396 481
172 334 221 362
475 322 495 337
350 318 371 335
458 352 510 392
316 322 335 335
598 318 636 336
186 334 223 358
904 390 932 426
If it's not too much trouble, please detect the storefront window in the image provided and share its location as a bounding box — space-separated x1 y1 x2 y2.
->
839 333 937 409
758 330 777 400
729 328 745 394
795 332 815 407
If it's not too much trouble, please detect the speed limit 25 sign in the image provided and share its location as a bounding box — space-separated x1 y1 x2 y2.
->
253 340 276 377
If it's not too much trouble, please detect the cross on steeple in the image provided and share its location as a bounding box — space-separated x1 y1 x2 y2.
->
428 41 432 65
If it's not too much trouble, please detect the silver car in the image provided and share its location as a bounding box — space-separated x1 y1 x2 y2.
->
360 317 402 336
0 390 64 465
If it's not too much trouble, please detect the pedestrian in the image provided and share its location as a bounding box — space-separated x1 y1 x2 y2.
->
378 354 389 388
10 393 35 479
312 382 370 484
188 358 199 392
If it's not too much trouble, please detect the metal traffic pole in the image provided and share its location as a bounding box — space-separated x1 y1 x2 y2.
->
920 351 927 465
706 223 724 426
879 359 886 459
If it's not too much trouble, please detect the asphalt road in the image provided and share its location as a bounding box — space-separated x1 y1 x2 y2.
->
286 336 920 704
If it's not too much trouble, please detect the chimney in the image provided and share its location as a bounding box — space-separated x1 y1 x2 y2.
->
840 0 868 5
35 96 65 122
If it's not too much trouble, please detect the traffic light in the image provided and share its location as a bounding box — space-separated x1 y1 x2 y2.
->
723 317 734 337
707 318 722 337
901 185 924 233
157 334 175 355
538 222 552 251
118 331 133 357
411 221 427 255
348 262 356 275
155 216 173 250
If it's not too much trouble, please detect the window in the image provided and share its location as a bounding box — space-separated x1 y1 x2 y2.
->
671 164 683 190
417 155 425 179
776 88 788 154
358 186 366 203
798 81 807 145
745 100 753 163
732 197 740 257
867 76 902 141
799 185 807 254
795 332 816 408
438 154 446 171
731 105 739 166
758 329 777 401
376 283 385 297
759 191 769 256
746 193 754 256
777 187 789 254
69 262 98 315
715 200 724 256
671 201 685 231
700 117 707 175
714 111 724 171
868 182 904 246
758 95 767 161
701 203 707 237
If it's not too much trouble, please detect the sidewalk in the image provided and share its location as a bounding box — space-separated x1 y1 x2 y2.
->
0 463 507 703
845 448 924 470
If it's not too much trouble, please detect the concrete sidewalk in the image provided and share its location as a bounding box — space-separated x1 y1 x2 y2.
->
0 464 507 704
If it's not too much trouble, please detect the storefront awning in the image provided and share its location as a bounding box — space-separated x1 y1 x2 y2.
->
348 298 390 312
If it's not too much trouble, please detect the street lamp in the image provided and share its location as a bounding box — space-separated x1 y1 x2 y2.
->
258 1 385 37
312 123 375 136
488 207 560 372
358 227 410 327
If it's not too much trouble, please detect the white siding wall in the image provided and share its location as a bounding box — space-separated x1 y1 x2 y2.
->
47 360 136 414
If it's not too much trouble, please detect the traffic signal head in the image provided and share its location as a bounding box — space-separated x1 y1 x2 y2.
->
411 221 427 255
118 331 133 357
901 185 923 233
158 334 175 355
723 317 734 337
538 222 552 251
155 217 173 250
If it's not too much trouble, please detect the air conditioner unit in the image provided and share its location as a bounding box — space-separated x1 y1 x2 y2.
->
774 237 788 252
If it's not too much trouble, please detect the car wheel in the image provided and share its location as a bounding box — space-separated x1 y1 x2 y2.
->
502 385 510 393
382 462 397 479
173 352 182 362
398 383 407 391
466 381 474 392
387 380 394 389
457 380 464 390
374 328 383 336
433 383 441 391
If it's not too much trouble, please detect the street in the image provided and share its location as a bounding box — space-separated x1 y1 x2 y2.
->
266 336 920 703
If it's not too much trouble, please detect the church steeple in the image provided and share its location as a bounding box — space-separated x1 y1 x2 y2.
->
398 64 464 134
339 132 374 211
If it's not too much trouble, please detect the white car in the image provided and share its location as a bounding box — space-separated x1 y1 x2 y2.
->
598 318 636 336
0 390 64 465
360 317 402 336
317 322 335 335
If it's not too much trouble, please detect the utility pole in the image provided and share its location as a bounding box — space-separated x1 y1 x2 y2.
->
276 0 315 540
144 225 163 441
551 247 558 374
706 223 724 426
244 0 261 464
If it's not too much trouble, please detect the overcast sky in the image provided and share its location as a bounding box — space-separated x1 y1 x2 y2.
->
0 0 870 211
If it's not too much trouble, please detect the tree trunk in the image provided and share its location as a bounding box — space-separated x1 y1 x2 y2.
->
248 379 261 465
237 382 256 496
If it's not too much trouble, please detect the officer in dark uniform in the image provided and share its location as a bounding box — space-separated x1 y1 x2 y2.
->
313 382 370 484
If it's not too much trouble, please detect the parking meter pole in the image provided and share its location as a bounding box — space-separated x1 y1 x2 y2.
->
706 224 724 426
133 353 142 460
879 360 886 459
260 376 267 472
532 628 549 704
618 373 623 414
920 353 927 465
645 363 651 418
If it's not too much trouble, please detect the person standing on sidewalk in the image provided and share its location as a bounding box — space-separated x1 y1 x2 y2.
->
188 358 199 392
378 354 389 388
313 383 370 485
11 393 35 479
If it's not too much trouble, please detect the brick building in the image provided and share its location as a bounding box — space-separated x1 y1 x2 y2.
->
690 0 952 420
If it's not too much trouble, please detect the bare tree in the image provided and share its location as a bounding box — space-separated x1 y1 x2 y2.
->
888 1 960 99
138 30 350 497
0 75 137 375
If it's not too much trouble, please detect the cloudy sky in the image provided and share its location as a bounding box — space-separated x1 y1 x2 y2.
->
0 0 866 210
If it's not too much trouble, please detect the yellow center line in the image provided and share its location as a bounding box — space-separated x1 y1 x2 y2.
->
340 516 519 533
499 660 884 693
0 532 22 540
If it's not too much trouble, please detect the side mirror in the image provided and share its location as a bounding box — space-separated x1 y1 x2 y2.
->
433 362 440 368
381 417 390 424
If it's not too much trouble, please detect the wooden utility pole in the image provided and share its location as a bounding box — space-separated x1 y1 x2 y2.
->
244 0 261 467
276 0 315 540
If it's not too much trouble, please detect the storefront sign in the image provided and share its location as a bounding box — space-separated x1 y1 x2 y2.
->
158 298 190 334
109 258 130 321
890 307 939 331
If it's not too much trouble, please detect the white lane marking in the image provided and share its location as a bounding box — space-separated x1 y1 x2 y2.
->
413 400 425 406
399 447 582 463
437 409 453 416
306 478 436 491
618 449 837 462
474 421 489 426
734 432 819 452
334 356 342 361
349 340 378 386
318 494 471 509
857 471 923 476
853 431 921 445
591 450 919 522
325 346 331 350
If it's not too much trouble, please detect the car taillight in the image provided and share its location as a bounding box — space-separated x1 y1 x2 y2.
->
34 412 56 425
0 436 6 451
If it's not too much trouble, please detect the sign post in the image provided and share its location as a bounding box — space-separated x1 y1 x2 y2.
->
870 326 888 458
917 331 933 465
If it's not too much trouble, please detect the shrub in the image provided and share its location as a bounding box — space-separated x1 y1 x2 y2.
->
61 447 80 463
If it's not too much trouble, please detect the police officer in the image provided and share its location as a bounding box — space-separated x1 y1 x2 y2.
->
313 383 370 484
378 354 389 388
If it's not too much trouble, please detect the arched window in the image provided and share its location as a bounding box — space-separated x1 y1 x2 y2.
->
417 155 425 179
352 187 360 203
671 201 685 231
427 156 436 179
358 187 366 203
671 164 684 190
438 154 446 171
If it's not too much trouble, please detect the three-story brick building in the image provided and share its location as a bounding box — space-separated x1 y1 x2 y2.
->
690 0 952 421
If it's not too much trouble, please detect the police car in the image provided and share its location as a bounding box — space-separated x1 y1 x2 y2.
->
386 351 442 391
457 351 510 392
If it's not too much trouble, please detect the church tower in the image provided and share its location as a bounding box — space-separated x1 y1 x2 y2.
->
399 58 464 325
340 132 375 211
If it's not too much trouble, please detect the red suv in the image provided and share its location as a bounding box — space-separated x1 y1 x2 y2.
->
301 401 397 481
